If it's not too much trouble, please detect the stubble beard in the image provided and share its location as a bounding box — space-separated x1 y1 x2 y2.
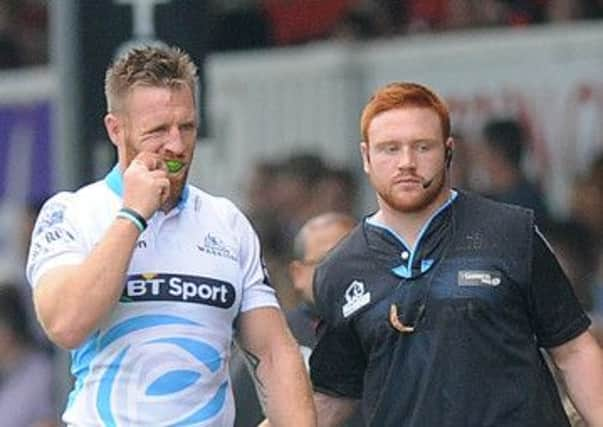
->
376 172 447 214
163 170 188 210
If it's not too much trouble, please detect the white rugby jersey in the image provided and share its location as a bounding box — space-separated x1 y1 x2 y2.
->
26 166 279 426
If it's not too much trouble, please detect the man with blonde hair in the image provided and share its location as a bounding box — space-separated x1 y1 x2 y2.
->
26 44 315 427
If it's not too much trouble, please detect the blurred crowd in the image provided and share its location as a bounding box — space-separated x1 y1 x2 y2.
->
243 153 358 309
234 117 603 426
0 0 46 69
209 0 603 50
1 1 603 425
0 114 602 427
2 0 603 69
238 117 603 338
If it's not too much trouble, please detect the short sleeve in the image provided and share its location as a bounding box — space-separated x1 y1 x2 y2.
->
26 192 87 288
529 228 591 348
310 262 366 399
310 318 366 399
237 212 279 313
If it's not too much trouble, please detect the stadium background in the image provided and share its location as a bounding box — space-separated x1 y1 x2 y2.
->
0 1 602 424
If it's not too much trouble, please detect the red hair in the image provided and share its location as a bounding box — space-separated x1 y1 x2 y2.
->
360 82 450 143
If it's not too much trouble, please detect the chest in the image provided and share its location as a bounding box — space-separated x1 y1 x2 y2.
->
88 211 244 327
345 249 531 354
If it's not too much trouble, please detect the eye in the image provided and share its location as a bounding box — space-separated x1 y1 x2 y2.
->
144 126 168 139
383 143 399 154
179 122 196 133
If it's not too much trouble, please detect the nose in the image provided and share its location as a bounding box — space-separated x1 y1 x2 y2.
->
163 126 185 156
397 145 416 170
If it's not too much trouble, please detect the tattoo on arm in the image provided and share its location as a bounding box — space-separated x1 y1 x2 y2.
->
242 348 267 407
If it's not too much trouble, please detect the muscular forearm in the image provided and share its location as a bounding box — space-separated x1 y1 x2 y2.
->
35 218 140 349
239 308 316 427
260 391 357 427
260 340 316 426
551 331 603 426
315 392 358 427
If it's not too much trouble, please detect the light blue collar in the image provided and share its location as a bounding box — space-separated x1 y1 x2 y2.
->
104 164 190 210
367 190 458 278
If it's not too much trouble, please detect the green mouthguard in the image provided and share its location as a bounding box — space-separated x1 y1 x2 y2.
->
165 160 184 173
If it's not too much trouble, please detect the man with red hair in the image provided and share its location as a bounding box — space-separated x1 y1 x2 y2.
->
308 81 603 426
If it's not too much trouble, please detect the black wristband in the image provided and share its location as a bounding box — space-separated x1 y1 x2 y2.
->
117 207 148 232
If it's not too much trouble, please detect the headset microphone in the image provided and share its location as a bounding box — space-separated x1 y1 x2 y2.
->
421 147 453 189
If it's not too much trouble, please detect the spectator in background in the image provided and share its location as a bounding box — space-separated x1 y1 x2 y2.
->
479 117 551 226
243 153 330 310
245 159 288 256
287 212 357 358
315 166 358 216
271 152 329 247
247 212 358 427
244 153 360 310
0 283 57 427
542 220 599 313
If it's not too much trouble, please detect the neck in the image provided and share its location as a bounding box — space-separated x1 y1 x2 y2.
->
376 188 452 249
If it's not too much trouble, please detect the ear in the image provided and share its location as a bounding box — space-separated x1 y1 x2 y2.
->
445 137 455 168
288 260 303 283
104 113 122 148
360 141 370 174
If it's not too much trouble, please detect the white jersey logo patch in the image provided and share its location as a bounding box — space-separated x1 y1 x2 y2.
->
342 280 371 318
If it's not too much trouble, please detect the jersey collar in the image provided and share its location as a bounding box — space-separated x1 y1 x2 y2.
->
104 164 190 210
365 190 458 279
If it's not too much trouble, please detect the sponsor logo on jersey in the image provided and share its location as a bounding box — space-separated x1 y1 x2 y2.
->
197 233 237 261
121 273 235 308
342 280 370 318
457 270 501 287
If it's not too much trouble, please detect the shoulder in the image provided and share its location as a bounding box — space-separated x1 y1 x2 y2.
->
185 187 257 246
186 186 244 219
456 190 534 227
313 224 368 321
41 180 114 214
323 223 366 265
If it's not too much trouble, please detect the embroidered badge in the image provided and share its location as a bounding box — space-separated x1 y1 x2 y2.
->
197 233 238 261
342 280 371 318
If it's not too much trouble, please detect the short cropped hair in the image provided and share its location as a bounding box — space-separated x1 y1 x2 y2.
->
104 44 198 113
360 82 451 144
292 212 357 261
